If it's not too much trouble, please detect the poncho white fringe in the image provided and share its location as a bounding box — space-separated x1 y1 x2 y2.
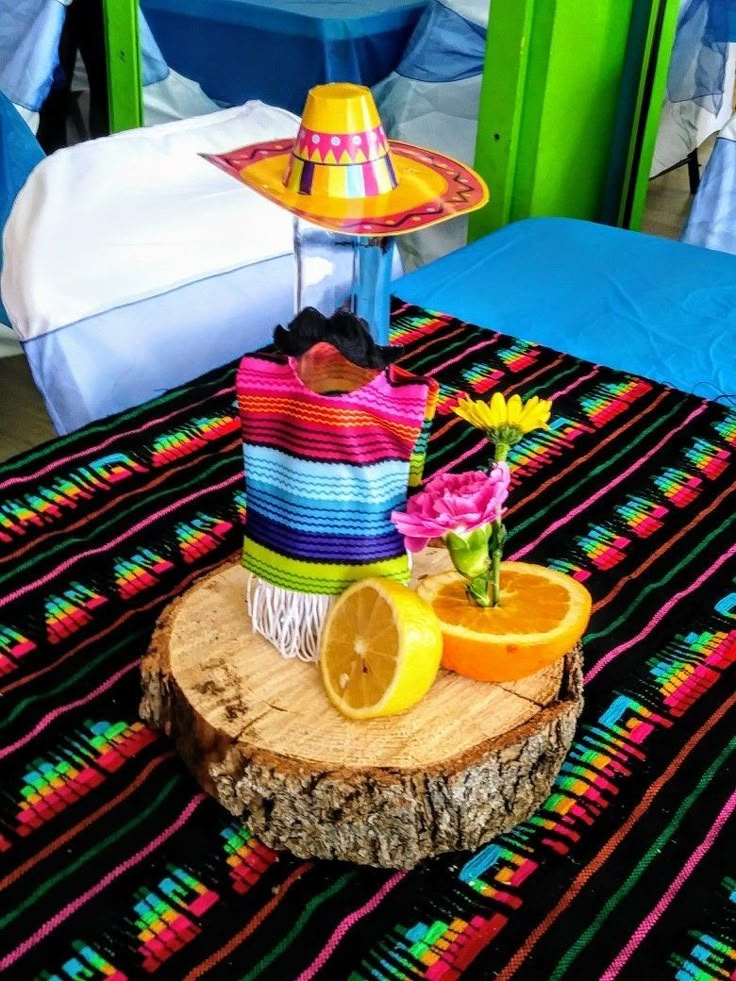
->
246 574 332 661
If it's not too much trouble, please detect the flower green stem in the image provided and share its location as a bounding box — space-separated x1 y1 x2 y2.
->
466 574 491 607
490 546 501 607
489 516 506 607
491 440 510 465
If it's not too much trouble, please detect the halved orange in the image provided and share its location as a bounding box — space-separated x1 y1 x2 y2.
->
320 577 442 720
416 562 592 682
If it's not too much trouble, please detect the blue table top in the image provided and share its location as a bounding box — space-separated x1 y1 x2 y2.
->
397 217 736 399
141 0 427 110
142 0 427 37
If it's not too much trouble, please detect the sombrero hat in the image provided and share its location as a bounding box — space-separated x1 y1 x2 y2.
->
203 82 488 237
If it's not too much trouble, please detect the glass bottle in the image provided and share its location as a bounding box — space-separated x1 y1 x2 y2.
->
293 217 394 346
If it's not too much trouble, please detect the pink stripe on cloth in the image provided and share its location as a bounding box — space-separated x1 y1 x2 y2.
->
432 436 489 479
296 870 407 980
585 539 736 683
0 471 241 610
0 385 235 491
244 418 419 448
550 366 600 400
0 793 207 972
239 379 431 428
601 788 736 979
0 660 138 760
510 404 707 562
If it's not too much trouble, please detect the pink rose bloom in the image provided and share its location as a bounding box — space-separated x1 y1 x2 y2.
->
391 464 510 553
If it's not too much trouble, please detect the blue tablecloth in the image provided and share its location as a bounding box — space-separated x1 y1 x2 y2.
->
140 0 427 113
398 217 736 399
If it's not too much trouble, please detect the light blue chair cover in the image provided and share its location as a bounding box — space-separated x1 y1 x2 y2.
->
395 0 485 83
0 0 67 115
0 91 44 325
681 120 736 253
0 0 209 130
667 0 736 116
673 1 736 255
139 11 169 87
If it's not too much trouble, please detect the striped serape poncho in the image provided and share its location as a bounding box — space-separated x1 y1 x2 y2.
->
236 343 438 659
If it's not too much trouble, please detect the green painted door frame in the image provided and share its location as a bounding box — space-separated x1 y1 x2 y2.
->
102 0 143 132
470 0 680 239
616 0 681 228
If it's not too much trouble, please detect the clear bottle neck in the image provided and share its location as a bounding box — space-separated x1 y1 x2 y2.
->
293 218 394 346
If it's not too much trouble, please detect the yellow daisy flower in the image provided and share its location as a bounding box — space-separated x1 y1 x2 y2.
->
517 394 553 433
452 392 552 460
452 397 495 430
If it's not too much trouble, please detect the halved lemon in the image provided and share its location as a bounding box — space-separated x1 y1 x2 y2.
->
319 578 442 720
416 562 592 682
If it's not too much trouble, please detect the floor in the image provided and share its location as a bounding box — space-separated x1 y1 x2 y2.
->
0 139 717 465
0 355 57 460
641 137 716 239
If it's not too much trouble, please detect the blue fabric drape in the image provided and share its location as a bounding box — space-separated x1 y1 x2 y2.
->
667 0 736 115
0 0 67 111
0 1 169 111
396 0 486 83
139 11 169 86
682 130 736 253
0 92 44 324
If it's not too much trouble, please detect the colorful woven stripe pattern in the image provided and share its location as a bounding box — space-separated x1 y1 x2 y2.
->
0 300 734 979
237 351 438 594
284 124 398 198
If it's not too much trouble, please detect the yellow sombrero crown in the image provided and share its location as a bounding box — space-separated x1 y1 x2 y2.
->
284 83 398 200
204 82 489 236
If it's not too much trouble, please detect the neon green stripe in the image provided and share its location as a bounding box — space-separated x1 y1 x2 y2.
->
238 872 355 981
243 540 409 595
0 775 180 930
550 735 736 979
584 508 736 644
0 630 145 731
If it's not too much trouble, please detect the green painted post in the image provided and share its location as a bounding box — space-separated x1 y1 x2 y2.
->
102 0 143 132
619 0 680 229
469 0 536 232
470 0 638 240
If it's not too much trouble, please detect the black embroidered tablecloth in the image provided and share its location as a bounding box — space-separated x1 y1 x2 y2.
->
0 300 734 980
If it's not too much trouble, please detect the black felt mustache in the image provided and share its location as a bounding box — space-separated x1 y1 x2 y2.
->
273 307 398 369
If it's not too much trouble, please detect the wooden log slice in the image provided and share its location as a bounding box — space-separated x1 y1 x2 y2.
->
140 549 583 868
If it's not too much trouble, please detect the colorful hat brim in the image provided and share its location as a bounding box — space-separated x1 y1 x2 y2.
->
203 139 488 236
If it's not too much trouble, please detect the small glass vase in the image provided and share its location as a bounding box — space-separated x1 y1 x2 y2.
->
293 217 394 346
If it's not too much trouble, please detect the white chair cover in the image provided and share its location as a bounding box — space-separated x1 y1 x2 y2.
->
2 102 303 432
